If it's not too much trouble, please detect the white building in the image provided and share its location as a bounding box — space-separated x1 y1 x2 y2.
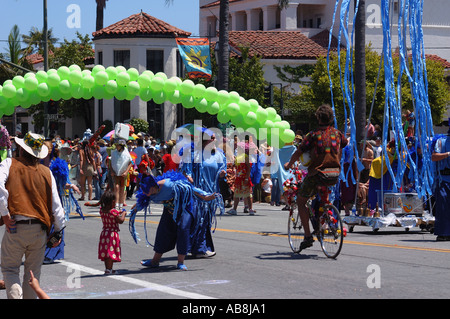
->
92 11 190 140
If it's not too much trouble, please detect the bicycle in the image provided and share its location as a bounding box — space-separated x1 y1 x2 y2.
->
283 170 345 259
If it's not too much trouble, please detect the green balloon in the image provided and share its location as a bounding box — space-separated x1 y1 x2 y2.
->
245 111 257 125
116 72 130 87
168 90 182 104
280 129 295 143
16 88 30 102
192 84 206 98
127 81 140 96
0 96 8 108
106 66 118 80
263 119 274 129
141 70 154 79
153 91 166 104
93 85 105 99
105 80 118 94
57 66 71 80
256 107 268 123
228 91 240 104
181 94 195 109
81 75 95 89
115 66 126 74
12 76 25 89
179 79 195 95
59 80 71 94
149 76 164 91
238 98 250 114
82 87 93 100
280 120 290 130
139 87 153 102
81 69 92 78
204 87 218 102
225 102 240 117
37 83 50 97
2 84 16 99
50 87 62 101
115 86 127 100
24 76 38 91
92 65 105 75
3 104 15 116
266 107 277 119
36 71 48 84
95 71 109 86
194 98 208 113
274 114 281 122
47 73 61 87
127 68 139 82
69 70 83 85
69 64 81 72
137 74 151 88
232 113 245 128
207 101 220 115
163 78 178 94
248 99 259 112
71 84 84 99
217 110 231 124
29 92 41 105
154 72 167 80
217 90 230 105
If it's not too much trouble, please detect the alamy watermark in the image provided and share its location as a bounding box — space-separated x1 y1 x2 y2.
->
366 264 381 289
66 4 81 29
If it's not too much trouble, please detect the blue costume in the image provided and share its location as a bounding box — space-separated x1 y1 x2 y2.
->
128 171 221 257
181 148 226 256
432 135 450 238
46 157 84 261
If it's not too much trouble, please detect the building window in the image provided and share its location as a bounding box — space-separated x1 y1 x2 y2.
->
147 50 164 139
114 50 131 124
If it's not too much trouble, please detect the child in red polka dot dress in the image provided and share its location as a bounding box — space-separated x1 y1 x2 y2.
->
98 190 127 274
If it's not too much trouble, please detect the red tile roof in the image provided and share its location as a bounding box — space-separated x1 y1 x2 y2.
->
309 29 342 51
425 54 450 69
228 31 327 59
201 0 243 9
92 11 191 39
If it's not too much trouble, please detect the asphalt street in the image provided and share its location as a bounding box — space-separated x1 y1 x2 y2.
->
0 197 449 303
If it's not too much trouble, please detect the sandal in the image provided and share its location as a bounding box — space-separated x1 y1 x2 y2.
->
104 269 118 275
177 263 188 271
141 259 159 268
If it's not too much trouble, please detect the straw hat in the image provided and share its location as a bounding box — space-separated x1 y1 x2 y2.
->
15 132 48 159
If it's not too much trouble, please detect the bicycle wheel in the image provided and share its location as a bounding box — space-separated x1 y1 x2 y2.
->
288 208 303 253
317 204 344 259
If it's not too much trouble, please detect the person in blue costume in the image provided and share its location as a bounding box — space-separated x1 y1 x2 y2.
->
431 127 450 241
129 171 219 270
46 145 84 263
181 128 226 258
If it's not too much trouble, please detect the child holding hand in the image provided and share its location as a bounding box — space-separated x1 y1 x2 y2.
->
98 190 127 274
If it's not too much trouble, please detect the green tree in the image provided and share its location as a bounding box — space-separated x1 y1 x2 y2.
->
22 27 59 55
298 46 450 130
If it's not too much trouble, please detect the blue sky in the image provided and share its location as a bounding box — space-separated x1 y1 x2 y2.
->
0 0 200 53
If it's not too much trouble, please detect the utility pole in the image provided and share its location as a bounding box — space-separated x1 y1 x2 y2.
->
354 0 366 151
43 0 49 138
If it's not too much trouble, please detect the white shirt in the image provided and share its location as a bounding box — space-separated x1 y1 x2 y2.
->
0 158 66 231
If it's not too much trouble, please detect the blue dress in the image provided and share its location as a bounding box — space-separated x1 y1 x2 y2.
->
181 149 226 255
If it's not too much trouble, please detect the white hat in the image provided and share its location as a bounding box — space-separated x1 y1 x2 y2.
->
15 132 49 159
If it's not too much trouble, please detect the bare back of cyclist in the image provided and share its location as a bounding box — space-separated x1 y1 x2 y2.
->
285 104 348 250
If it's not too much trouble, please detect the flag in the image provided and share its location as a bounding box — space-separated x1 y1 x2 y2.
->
176 38 212 80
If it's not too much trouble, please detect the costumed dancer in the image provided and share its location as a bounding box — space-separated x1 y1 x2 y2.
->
46 146 84 263
128 171 217 270
181 128 226 258
431 127 450 242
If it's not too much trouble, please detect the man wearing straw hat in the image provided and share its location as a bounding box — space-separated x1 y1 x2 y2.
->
0 132 65 299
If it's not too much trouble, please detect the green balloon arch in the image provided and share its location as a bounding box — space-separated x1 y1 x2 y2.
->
0 64 295 146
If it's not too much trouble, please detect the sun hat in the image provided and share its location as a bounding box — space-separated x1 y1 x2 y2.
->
15 132 49 159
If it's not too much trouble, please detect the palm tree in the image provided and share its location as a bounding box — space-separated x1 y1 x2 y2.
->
22 27 59 55
354 0 366 146
217 0 230 91
278 0 289 9
96 0 108 31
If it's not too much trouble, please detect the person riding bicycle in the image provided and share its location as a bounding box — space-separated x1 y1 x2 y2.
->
285 104 348 250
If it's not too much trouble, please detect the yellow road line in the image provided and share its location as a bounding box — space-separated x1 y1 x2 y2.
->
80 213 450 254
